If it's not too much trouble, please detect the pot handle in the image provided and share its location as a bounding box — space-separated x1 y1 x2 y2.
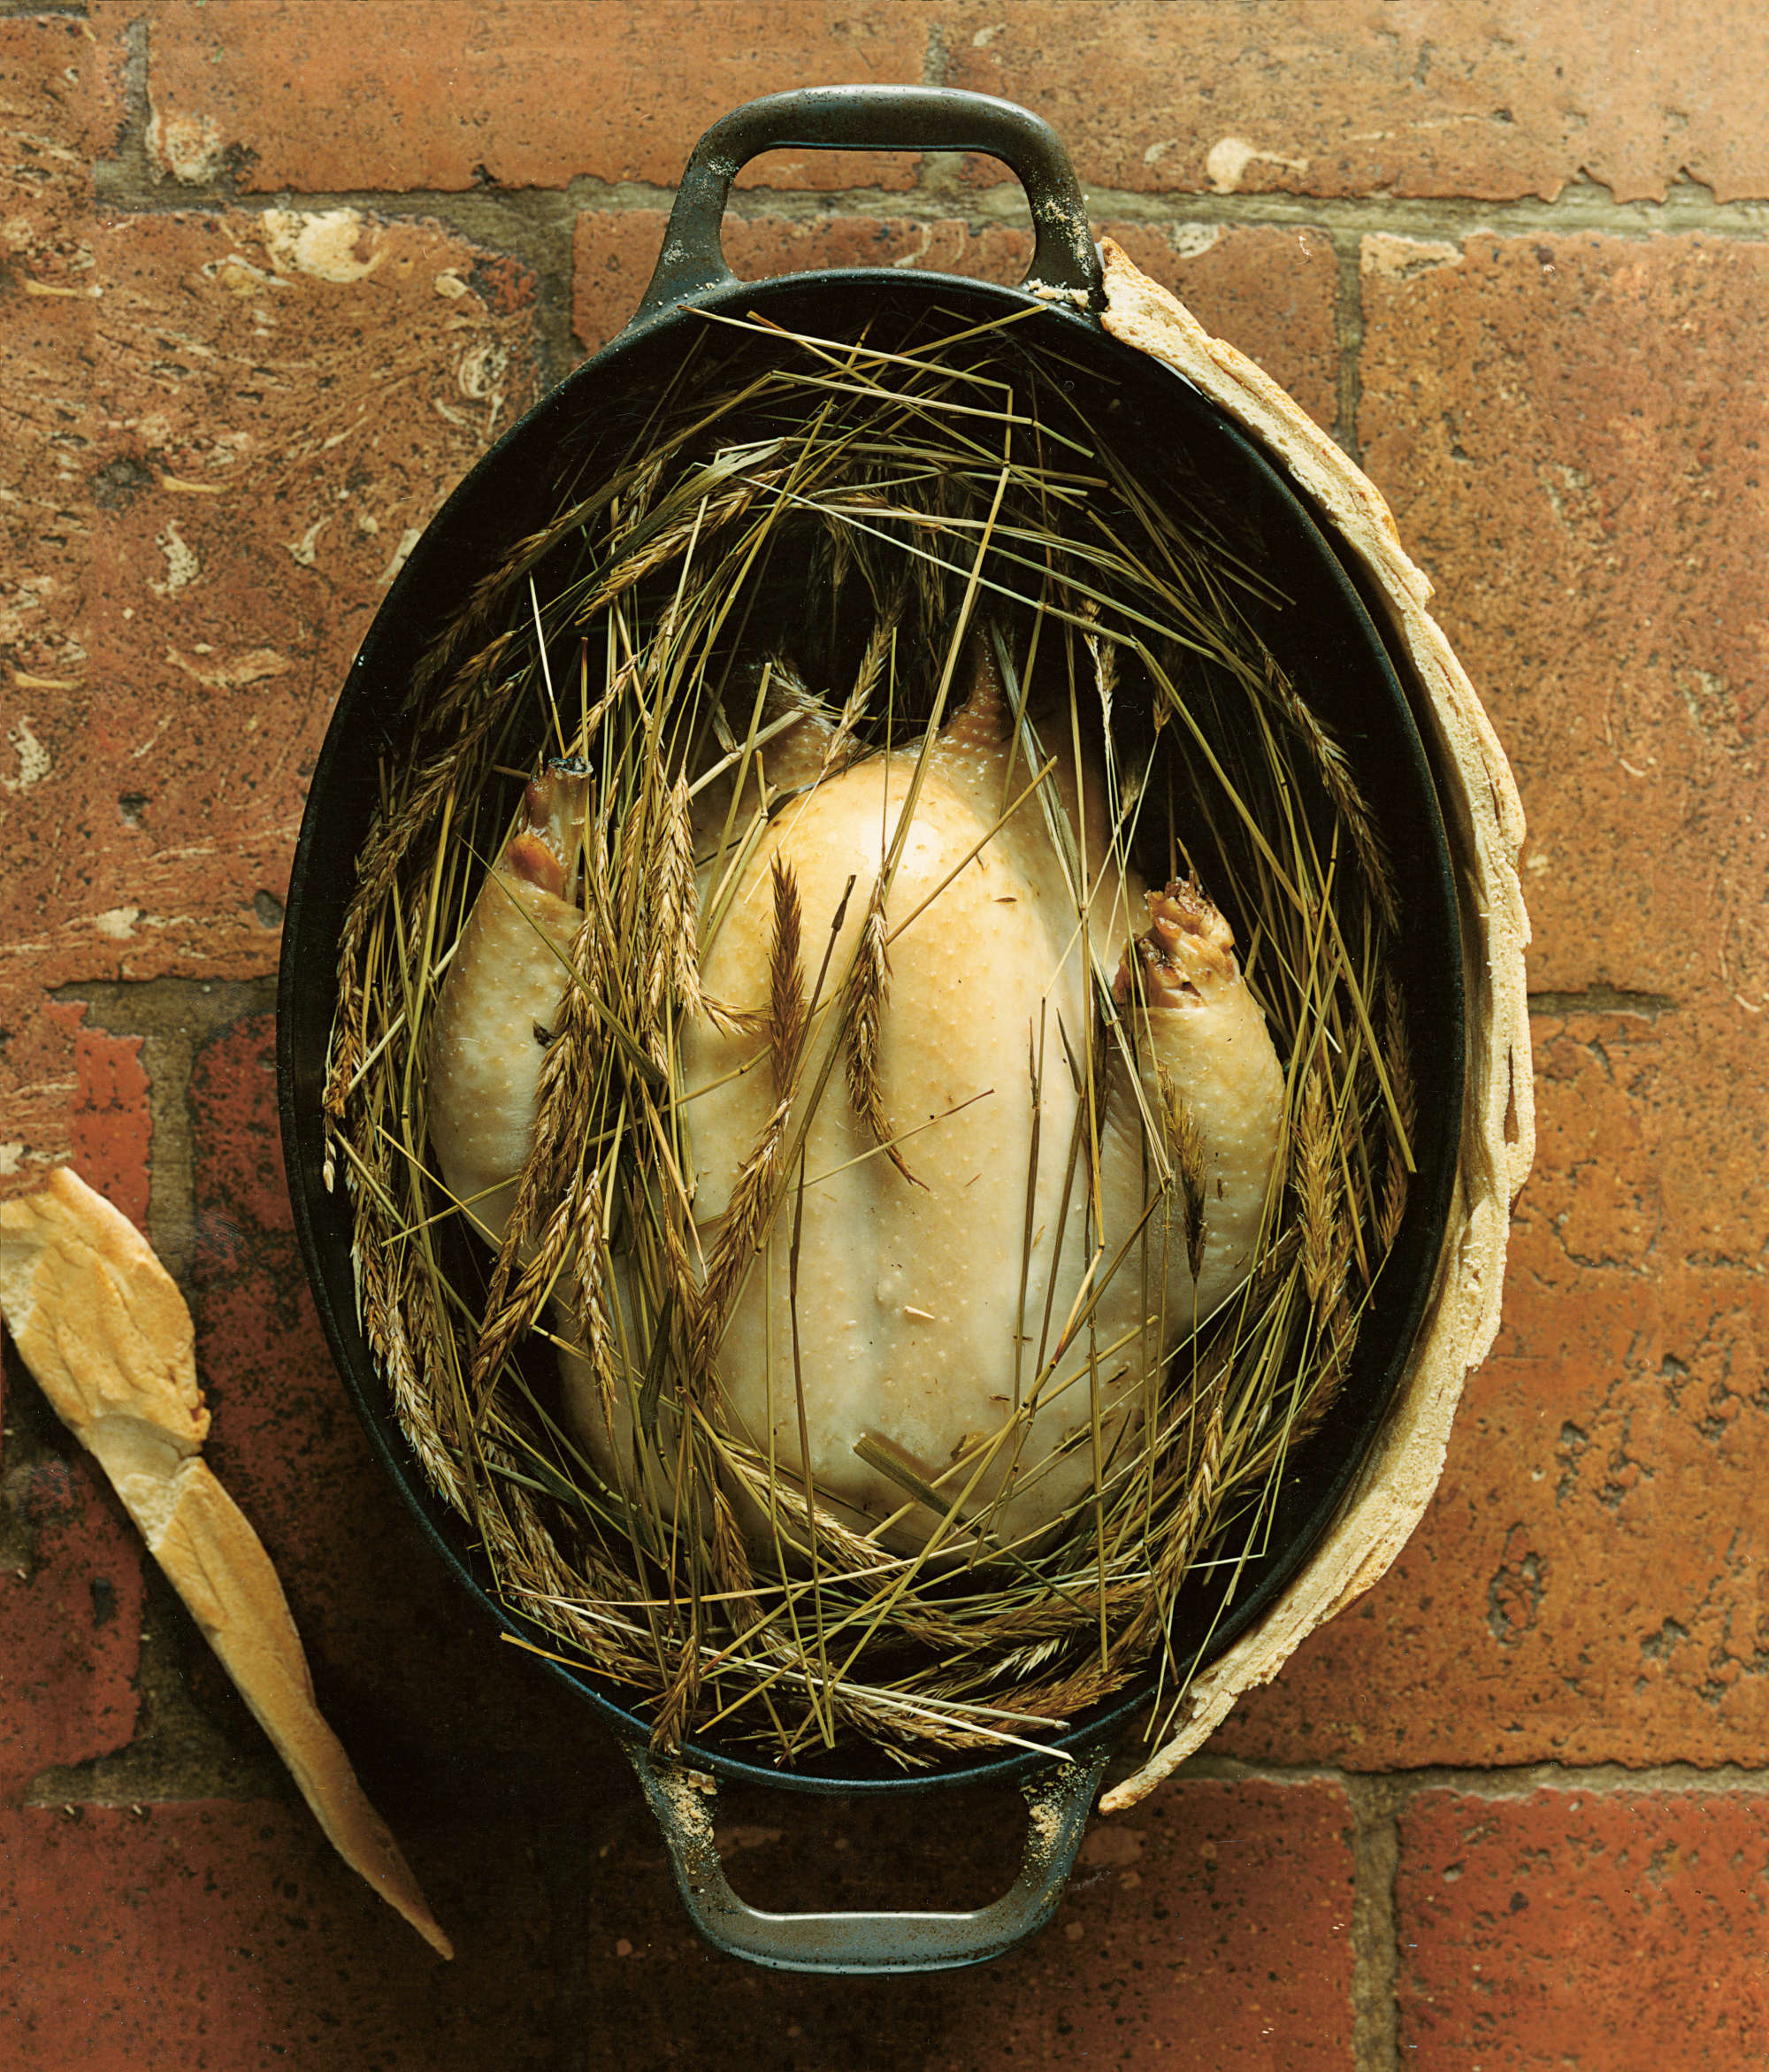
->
627 1738 1112 1975
632 86 1101 326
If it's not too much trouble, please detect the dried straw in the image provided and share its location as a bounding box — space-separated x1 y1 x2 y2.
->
330 304 1416 1765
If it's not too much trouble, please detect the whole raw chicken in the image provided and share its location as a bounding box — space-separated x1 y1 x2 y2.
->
425 639 1285 1554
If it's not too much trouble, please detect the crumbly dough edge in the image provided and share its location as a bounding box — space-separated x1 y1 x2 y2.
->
1095 240 1534 1810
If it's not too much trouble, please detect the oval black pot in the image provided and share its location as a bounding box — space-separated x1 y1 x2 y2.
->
277 86 1464 1973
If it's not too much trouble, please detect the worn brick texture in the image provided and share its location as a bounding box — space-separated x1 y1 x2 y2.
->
946 2 1769 203
125 0 937 193
574 1777 1356 2068
0 1800 555 2068
3 0 1765 2059
1222 230 1769 1771
0 1451 142 1797
1397 1787 1769 2067
127 2 1769 205
2 22 540 1186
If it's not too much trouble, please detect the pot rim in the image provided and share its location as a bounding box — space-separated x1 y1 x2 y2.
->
277 259 1464 1796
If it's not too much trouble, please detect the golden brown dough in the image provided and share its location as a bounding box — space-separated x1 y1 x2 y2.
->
0 1167 453 1959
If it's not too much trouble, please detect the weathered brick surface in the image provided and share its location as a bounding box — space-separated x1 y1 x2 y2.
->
947 2 1769 203
69 1029 150 1233
0 13 118 273
123 0 1769 207
1 20 97 1188
2 17 103 699
2 192 539 1181
570 208 672 353
181 1012 580 1790
1207 230 1769 1770
572 211 1340 426
0 1450 142 1796
65 208 537 982
578 1777 1354 2066
0 1800 554 2066
131 0 936 194
1358 232 1769 1009
1095 220 1340 430
1224 1002 1769 1769
1397 1787 1769 2066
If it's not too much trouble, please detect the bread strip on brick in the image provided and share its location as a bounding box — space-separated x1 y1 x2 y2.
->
0 1166 453 1960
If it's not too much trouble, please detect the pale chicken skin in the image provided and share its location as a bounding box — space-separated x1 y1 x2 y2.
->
424 645 1285 1554
425 769 588 1247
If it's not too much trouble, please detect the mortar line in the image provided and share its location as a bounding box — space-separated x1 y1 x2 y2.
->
921 14 950 88
1344 1773 1403 2072
1330 231 1365 464
57 974 279 1290
1169 1749 1769 1800
1157 1745 1769 2063
1528 985 1679 1019
89 161 1769 242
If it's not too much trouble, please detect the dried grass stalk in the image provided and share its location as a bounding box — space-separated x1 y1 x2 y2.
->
841 878 920 1189
333 307 1417 1765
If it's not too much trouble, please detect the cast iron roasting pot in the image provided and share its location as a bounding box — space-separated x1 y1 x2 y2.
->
278 86 1464 1975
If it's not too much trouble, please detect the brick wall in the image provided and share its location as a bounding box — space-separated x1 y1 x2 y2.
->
3 5 1765 2065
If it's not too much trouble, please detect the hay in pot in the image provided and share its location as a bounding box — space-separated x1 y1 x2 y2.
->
325 302 1418 1769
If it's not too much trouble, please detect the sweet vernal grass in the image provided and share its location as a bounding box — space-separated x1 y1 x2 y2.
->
327 304 1416 1763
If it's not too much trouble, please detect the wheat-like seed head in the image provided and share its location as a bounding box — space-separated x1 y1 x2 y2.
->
338 310 1416 1762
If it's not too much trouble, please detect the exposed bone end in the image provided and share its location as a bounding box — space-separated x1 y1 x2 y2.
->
515 762 591 894
1116 879 1239 1009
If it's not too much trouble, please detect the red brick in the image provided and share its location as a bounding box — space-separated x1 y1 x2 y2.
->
69 1031 151 1233
182 1013 578 1783
571 208 672 354
1231 231 1769 1769
1096 221 1341 431
1358 233 1769 1006
132 0 936 194
0 1799 553 2066
0 17 108 687
0 1454 142 1794
1 204 538 1179
188 1013 288 1246
0 1001 80 1200
1397 1787 1769 2067
0 12 119 275
1528 1007 1767 1273
572 213 1341 433
576 1777 1354 2067
946 2 1769 203
1221 1004 1769 1771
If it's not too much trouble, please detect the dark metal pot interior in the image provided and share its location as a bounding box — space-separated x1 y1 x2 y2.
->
279 252 1463 1797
